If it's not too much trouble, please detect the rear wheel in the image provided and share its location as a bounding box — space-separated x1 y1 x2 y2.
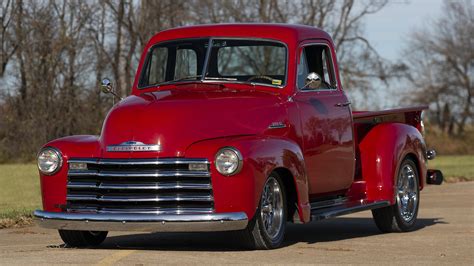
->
237 173 287 249
372 157 420 232
58 230 108 247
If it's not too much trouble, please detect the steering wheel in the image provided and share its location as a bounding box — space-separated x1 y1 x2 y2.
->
247 75 274 82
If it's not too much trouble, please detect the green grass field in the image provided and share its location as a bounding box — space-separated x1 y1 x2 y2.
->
0 164 40 219
428 155 474 182
0 155 472 227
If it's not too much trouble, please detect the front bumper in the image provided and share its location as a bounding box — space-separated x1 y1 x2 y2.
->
34 210 248 232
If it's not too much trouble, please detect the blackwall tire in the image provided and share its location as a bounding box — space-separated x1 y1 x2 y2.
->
58 230 108 247
236 172 287 249
372 157 420 232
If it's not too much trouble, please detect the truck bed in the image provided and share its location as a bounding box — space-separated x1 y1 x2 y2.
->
352 106 427 180
352 105 427 136
352 105 427 122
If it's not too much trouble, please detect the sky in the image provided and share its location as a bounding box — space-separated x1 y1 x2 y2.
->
349 0 445 108
365 0 444 62
0 0 447 108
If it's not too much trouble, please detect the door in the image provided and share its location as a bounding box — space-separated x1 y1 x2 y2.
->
292 42 355 197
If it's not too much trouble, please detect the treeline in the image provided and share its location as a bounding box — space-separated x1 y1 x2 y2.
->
0 0 472 162
402 0 473 136
0 0 390 162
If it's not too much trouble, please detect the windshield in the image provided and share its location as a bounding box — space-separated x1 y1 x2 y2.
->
139 38 287 88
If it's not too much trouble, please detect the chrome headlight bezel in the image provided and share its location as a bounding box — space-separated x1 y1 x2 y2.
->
37 147 63 175
215 147 243 176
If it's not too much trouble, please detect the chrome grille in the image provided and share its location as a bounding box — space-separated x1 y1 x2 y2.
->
66 158 213 214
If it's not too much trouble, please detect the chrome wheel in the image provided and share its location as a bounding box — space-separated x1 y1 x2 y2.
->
260 176 284 239
372 158 419 233
396 163 418 223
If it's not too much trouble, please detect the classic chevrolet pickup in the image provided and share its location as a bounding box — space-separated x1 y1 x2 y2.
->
34 24 443 249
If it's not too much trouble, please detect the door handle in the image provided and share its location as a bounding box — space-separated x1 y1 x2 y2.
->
335 102 351 107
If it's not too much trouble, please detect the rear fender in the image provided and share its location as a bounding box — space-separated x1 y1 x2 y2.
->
185 135 310 223
359 123 427 204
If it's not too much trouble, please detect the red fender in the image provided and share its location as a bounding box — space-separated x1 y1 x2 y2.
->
185 135 310 223
38 135 101 212
359 123 427 204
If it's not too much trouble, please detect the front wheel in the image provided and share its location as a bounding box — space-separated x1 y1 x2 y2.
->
372 157 420 232
237 173 287 249
58 230 108 247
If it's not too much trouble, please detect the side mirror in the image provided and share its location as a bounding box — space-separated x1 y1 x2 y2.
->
101 78 113 94
303 72 322 89
100 78 122 101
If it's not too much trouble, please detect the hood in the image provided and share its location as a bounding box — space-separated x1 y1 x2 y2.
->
99 88 287 158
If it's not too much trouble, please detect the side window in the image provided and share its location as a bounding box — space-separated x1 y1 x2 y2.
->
297 44 336 90
297 50 309 88
322 50 331 84
175 48 197 79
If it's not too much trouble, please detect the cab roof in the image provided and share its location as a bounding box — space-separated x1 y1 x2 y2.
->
147 23 333 47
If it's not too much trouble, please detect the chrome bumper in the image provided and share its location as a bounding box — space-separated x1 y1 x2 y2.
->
34 210 248 232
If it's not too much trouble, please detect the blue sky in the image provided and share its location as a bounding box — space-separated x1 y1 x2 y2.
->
365 0 443 62
347 0 445 108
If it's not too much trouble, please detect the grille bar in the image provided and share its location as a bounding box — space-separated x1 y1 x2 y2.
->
66 207 214 214
67 194 214 202
68 169 210 178
66 158 214 215
67 181 212 190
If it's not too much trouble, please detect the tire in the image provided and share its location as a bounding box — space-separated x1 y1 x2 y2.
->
58 230 108 247
372 157 420 232
237 172 287 249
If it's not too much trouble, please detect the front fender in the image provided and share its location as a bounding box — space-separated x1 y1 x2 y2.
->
39 135 101 212
185 135 310 222
359 123 427 204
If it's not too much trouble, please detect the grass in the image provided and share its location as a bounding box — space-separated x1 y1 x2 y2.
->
424 126 474 155
0 164 40 228
428 155 474 182
0 156 472 228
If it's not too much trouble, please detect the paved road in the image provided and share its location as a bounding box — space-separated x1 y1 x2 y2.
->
1 182 473 265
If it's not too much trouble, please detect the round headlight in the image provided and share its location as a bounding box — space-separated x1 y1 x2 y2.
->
37 147 63 175
215 147 243 176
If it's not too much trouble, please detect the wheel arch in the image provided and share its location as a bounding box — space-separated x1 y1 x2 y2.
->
272 167 298 223
186 135 311 223
359 123 427 204
404 152 423 190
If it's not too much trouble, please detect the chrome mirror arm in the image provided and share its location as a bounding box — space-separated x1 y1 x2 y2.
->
100 78 123 103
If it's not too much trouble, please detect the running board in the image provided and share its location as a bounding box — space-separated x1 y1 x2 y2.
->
310 200 391 221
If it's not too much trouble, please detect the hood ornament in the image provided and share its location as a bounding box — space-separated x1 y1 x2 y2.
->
107 141 161 152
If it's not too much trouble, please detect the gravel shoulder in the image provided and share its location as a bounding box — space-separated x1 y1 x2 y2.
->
0 182 473 265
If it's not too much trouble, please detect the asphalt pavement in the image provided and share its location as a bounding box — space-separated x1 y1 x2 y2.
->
0 182 473 265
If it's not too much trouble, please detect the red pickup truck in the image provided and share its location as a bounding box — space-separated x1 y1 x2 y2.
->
34 24 443 249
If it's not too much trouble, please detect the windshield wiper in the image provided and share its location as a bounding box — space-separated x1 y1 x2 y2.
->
204 77 238 81
157 76 239 86
160 75 202 85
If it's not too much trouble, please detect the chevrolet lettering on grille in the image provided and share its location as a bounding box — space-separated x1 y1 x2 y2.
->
106 141 161 152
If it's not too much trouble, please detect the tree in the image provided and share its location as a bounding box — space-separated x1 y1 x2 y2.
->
0 0 389 162
191 0 390 101
402 0 473 135
0 0 16 77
